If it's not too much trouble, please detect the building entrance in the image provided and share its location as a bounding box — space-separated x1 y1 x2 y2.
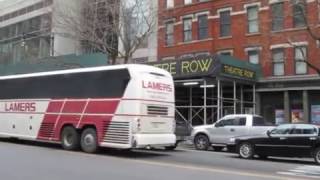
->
175 78 256 127
148 55 261 127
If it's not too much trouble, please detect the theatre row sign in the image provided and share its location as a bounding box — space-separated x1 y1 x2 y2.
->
148 55 256 81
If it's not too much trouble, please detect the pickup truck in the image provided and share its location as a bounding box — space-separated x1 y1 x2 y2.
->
190 114 274 151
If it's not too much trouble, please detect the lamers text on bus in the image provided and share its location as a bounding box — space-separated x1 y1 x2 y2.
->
5 102 36 112
142 81 172 92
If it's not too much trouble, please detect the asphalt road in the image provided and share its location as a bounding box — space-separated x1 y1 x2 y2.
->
0 139 319 180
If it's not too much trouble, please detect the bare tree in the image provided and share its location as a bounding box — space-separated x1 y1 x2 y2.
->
53 0 157 64
265 0 320 74
288 0 320 74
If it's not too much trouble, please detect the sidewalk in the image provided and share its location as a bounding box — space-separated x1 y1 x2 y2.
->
177 140 195 150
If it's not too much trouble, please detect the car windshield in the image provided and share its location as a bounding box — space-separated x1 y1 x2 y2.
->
271 124 293 135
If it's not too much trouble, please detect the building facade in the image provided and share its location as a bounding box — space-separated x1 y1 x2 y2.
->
0 0 81 65
158 0 320 125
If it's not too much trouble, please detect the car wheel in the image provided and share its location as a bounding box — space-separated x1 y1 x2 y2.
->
194 134 209 151
313 147 320 165
213 146 224 151
239 142 254 159
61 126 80 151
81 128 98 153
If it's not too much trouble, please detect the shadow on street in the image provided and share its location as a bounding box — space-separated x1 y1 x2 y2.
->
0 138 172 159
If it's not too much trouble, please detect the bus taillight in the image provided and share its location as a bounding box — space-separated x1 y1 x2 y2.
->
136 118 141 131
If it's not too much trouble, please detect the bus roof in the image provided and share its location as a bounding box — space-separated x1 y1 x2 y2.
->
0 64 171 80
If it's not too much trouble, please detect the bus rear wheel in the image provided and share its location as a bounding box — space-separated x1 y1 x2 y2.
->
61 126 80 151
81 128 98 153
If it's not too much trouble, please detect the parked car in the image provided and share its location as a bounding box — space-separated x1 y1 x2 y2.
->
191 114 274 151
228 124 320 165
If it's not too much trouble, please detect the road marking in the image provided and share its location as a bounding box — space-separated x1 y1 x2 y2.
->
131 159 303 180
277 165 320 179
0 142 311 180
63 150 304 180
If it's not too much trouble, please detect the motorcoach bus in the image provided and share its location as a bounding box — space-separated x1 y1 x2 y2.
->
0 64 176 153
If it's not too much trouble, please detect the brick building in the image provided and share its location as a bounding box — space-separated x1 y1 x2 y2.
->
157 0 320 125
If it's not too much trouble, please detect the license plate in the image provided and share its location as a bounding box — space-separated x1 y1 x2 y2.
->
151 122 165 128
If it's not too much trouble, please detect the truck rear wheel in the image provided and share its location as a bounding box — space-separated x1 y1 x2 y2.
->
80 128 98 153
61 126 80 151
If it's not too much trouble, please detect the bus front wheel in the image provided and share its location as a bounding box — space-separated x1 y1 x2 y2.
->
61 126 80 151
80 128 98 153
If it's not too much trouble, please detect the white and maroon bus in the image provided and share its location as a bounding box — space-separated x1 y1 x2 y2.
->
0 64 176 153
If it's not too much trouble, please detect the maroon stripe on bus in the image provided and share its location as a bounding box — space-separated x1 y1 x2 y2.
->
85 100 120 114
46 101 63 113
62 101 86 113
37 114 58 140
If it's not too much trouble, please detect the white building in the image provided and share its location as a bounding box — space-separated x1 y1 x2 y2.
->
0 0 79 65
0 0 158 65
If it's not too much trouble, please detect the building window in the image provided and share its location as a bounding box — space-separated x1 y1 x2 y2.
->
293 0 307 28
247 49 259 64
184 0 192 5
179 54 194 59
166 0 174 8
295 46 307 74
183 18 192 42
198 15 208 40
161 56 175 61
218 50 233 56
195 52 210 57
220 10 231 37
165 22 174 46
247 6 259 33
271 2 284 31
272 49 285 76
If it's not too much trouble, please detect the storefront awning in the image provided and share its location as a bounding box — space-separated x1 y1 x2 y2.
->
148 55 262 82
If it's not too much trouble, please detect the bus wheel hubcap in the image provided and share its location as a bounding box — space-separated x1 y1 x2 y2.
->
64 134 73 146
84 134 95 146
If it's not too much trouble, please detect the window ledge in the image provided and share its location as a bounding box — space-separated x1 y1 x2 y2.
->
162 0 212 11
177 38 213 45
218 36 232 40
164 44 175 48
165 7 175 10
269 75 285 78
246 33 261 37
271 27 307 34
